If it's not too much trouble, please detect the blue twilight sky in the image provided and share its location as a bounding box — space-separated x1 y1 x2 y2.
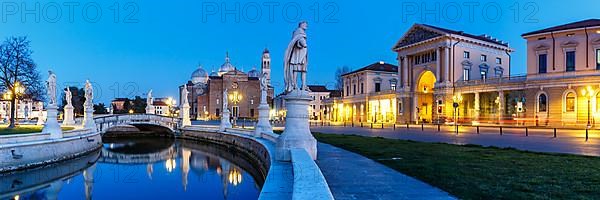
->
0 0 597 104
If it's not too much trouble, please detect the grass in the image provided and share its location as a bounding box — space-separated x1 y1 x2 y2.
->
313 132 600 200
0 125 75 135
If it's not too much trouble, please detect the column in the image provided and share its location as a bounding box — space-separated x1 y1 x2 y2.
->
474 92 480 124
498 91 505 125
444 47 451 84
402 56 408 89
412 95 418 123
436 48 441 83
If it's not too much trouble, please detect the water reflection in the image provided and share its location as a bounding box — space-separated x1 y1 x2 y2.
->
1 137 264 200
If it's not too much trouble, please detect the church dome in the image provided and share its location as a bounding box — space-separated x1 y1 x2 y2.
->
191 65 208 84
247 67 260 78
218 52 236 75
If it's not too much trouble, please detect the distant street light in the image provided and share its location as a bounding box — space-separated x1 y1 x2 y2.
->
453 94 463 134
229 91 242 126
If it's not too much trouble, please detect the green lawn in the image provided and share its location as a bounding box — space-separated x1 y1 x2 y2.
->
314 133 600 200
0 125 75 135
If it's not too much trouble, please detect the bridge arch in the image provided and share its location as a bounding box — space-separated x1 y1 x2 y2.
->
94 114 181 135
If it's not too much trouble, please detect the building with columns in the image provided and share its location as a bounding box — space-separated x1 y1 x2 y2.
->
394 24 513 124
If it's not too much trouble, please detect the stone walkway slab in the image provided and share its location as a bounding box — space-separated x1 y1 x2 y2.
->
316 143 455 200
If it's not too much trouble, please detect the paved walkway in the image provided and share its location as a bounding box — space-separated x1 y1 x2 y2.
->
311 125 600 156
316 143 454 200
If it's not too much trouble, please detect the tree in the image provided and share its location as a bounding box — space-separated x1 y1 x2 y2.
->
132 96 147 113
0 36 44 128
123 99 132 112
335 66 352 91
94 103 108 114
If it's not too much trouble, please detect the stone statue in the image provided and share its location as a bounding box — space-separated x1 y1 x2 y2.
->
65 87 72 106
283 21 309 92
84 80 93 106
147 90 153 106
181 87 189 105
47 71 57 105
260 72 268 91
222 88 228 111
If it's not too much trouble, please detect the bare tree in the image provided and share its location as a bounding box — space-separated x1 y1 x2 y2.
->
334 66 352 91
0 37 45 128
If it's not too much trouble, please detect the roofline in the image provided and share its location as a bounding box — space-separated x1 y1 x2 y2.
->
522 25 600 38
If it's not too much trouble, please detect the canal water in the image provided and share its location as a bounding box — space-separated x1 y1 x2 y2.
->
0 136 264 200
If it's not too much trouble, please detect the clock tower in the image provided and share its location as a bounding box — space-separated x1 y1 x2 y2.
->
261 48 271 86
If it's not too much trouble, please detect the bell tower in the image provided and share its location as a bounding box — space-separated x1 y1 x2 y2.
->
261 48 271 86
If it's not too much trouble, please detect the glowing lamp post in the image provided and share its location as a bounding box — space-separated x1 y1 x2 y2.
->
166 97 176 117
582 86 595 129
452 94 463 134
229 91 242 126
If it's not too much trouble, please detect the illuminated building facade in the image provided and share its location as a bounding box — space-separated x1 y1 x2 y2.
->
325 62 399 124
180 51 274 120
394 19 600 127
273 85 336 121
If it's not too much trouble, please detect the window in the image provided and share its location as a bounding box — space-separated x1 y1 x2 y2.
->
463 51 470 59
596 49 600 70
398 102 403 113
566 51 576 72
216 109 220 117
346 86 349 96
538 94 547 112
360 83 364 94
353 84 356 95
480 70 487 80
250 99 254 105
391 83 397 91
495 67 504 77
375 83 381 92
217 99 220 105
538 54 547 74
481 54 487 62
496 57 502 64
250 109 255 117
566 92 575 112
463 68 470 81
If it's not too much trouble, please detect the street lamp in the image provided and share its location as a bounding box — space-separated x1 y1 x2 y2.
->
166 97 176 117
452 94 463 134
229 91 242 126
581 86 595 129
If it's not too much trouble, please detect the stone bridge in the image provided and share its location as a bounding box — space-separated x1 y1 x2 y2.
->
94 114 181 134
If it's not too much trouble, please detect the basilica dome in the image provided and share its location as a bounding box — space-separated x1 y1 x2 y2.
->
218 52 236 75
247 67 260 78
191 65 209 84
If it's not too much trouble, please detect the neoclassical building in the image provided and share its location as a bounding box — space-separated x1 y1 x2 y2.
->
395 19 600 127
180 50 274 120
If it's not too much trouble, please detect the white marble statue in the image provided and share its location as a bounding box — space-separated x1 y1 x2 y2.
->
260 72 268 91
84 80 93 106
147 90 153 106
283 21 309 92
182 87 189 105
65 87 73 106
47 71 57 105
222 88 228 111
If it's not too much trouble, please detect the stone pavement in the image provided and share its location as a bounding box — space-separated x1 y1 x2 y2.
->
316 143 455 200
311 125 600 156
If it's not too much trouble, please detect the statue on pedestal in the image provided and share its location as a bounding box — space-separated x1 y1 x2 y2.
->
277 21 317 161
219 88 232 131
180 87 191 126
283 21 309 92
146 90 155 114
82 80 95 129
254 72 273 137
42 71 63 138
63 87 75 125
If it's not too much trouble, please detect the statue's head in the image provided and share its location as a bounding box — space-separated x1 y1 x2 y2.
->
298 21 308 30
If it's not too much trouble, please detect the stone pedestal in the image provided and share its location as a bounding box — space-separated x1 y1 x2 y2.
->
42 104 63 139
276 90 317 161
146 106 155 115
254 90 273 137
181 104 191 127
63 105 75 125
37 111 46 126
219 109 232 132
82 105 96 130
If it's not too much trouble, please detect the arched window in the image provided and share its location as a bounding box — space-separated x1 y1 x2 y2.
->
565 92 576 112
538 94 547 112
